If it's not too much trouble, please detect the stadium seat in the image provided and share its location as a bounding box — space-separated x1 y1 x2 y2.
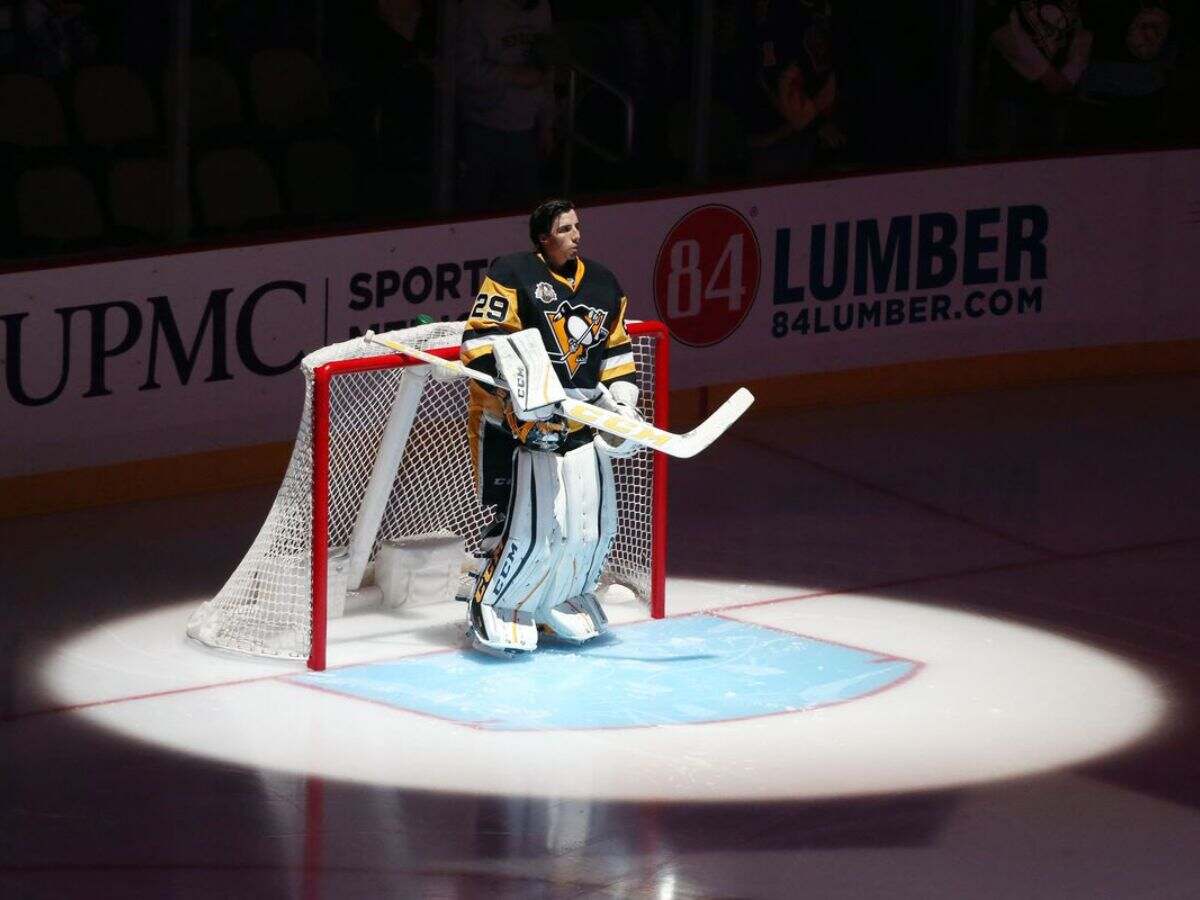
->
72 64 158 147
284 138 356 219
0 74 68 149
249 48 330 131
15 165 106 245
195 146 281 230
108 157 176 238
163 56 244 139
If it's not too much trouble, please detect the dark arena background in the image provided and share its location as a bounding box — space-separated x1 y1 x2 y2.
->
3 2 1200 898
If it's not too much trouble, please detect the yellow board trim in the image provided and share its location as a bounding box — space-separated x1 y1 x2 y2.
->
606 297 630 347
3 339 1197 520
671 339 1200 425
0 442 293 520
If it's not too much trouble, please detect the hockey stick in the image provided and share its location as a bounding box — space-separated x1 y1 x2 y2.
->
362 331 754 459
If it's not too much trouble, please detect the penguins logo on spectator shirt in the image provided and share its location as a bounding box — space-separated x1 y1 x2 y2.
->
544 302 609 376
1018 1 1080 59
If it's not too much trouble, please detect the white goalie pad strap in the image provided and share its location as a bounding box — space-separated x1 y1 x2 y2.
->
492 328 566 420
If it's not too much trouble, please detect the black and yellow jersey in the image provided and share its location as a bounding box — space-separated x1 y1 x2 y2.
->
461 251 636 396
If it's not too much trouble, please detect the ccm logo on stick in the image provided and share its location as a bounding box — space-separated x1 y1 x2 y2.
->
567 404 671 448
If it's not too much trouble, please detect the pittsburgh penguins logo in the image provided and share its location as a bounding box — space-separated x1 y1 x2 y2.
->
544 302 609 377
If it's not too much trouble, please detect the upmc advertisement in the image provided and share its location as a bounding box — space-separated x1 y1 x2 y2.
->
2 150 1198 479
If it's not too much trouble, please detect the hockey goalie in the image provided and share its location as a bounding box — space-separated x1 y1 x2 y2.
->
363 199 752 657
459 200 643 656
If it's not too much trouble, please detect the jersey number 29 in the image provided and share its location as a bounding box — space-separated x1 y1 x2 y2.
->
471 294 510 323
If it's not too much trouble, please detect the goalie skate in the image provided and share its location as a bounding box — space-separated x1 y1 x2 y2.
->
468 602 538 657
537 593 609 643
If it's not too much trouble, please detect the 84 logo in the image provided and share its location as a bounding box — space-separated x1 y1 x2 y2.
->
653 205 761 347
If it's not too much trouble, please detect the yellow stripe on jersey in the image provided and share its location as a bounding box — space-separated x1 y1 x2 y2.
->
605 296 630 347
600 296 633 381
600 360 636 382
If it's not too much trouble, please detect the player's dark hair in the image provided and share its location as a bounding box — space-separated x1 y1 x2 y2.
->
529 198 575 251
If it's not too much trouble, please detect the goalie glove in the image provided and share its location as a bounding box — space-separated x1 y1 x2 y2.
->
604 381 643 422
596 381 643 457
608 380 642 422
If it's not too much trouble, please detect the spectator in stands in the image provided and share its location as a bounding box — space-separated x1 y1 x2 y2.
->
1079 1 1179 146
456 0 556 211
745 0 845 180
981 0 1093 154
15 0 96 78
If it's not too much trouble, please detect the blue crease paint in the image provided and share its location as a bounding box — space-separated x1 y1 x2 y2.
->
291 615 917 731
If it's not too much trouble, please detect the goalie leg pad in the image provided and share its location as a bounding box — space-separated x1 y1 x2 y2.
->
534 441 618 632
470 441 619 651
469 448 563 652
576 439 619 599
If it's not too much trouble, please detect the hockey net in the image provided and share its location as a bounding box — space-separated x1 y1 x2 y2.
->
187 319 668 669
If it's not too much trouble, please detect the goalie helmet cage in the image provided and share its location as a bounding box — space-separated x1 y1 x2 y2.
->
187 319 669 670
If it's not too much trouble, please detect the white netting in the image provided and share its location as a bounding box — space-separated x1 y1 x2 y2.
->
187 320 662 660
